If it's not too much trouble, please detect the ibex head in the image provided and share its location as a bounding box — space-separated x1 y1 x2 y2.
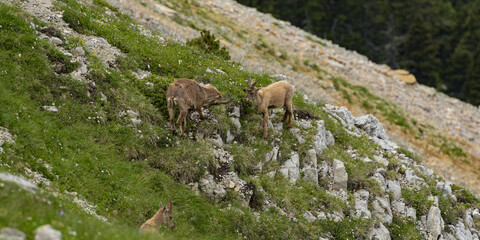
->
160 200 175 229
203 85 232 107
244 78 260 102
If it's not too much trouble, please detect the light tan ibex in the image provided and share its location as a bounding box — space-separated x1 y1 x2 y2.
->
139 200 175 233
166 78 232 136
244 78 294 138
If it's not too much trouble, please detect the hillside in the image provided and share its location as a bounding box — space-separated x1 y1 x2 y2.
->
101 0 480 196
0 0 479 239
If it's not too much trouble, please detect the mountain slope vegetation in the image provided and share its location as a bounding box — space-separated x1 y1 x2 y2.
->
0 0 479 239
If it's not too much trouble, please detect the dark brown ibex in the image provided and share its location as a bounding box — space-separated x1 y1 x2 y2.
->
244 78 294 138
166 78 231 136
139 200 174 233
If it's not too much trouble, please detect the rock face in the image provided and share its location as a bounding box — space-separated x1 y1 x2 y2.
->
386 180 402 201
331 159 347 191
302 149 318 184
354 190 371 219
34 225 61 240
354 114 388 140
279 152 300 184
0 127 14 153
426 206 444 240
199 174 226 203
369 222 391 240
313 121 335 154
372 197 393 224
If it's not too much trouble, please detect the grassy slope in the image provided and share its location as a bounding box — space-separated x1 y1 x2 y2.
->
0 0 478 239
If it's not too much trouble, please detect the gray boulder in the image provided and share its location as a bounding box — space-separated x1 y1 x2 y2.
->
303 211 317 223
302 149 318 184
265 146 279 162
0 173 37 193
330 106 356 127
0 127 14 145
0 227 26 240
313 121 334 154
332 159 348 191
354 114 388 140
34 225 61 240
454 220 474 240
199 174 226 203
279 152 300 184
464 208 474 229
372 197 393 224
426 206 444 240
406 207 416 222
405 168 425 186
391 201 405 215
289 128 305 144
386 180 402 201
354 190 371 218
369 222 391 240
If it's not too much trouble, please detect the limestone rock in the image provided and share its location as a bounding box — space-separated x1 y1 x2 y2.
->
332 159 347 191
464 208 474 229
72 46 85 56
199 174 226 203
0 227 26 240
42 106 58 112
386 180 402 201
289 128 305 144
0 127 14 148
372 197 393 224
34 225 61 240
354 114 388 140
50 37 62 45
279 152 300 184
369 222 391 240
354 190 371 218
391 201 405 215
426 206 444 240
0 172 37 193
313 120 334 154
302 149 318 184
393 69 417 84
406 207 416 222
265 146 279 163
303 211 317 223
454 220 474 240
208 134 224 148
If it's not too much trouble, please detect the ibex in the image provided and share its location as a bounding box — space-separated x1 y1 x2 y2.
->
244 78 294 138
166 78 231 136
139 200 174 233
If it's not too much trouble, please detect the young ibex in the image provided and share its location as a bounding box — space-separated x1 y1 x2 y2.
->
244 78 294 138
139 200 175 233
167 78 231 136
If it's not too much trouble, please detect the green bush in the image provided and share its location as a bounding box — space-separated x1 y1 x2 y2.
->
186 29 231 60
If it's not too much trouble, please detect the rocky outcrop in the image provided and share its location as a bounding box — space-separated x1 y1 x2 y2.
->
426 206 444 239
0 127 14 153
279 152 300 184
0 173 38 193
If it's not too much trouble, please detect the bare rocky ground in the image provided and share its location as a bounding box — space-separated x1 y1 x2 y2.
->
100 0 480 194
